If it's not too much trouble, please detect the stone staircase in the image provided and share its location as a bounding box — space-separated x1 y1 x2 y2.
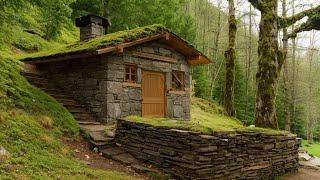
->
22 69 115 149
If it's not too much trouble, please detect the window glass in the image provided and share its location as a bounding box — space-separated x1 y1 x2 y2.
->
172 71 185 91
124 64 137 83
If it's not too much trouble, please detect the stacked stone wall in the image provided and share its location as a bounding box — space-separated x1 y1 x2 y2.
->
116 119 300 179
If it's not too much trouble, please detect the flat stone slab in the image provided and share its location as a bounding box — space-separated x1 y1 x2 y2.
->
131 164 158 173
112 153 139 165
101 147 125 158
78 121 101 125
80 125 109 132
299 152 312 161
88 131 110 142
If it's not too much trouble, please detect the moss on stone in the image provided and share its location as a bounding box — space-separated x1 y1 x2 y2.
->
19 24 168 61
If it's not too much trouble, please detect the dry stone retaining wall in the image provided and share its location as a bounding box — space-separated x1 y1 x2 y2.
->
115 119 300 179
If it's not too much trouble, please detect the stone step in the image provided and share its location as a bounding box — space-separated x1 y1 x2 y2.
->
25 75 48 83
79 124 110 132
42 88 61 93
72 112 93 118
78 121 101 125
89 140 115 149
26 80 49 87
73 115 94 122
67 107 86 113
110 151 139 165
63 103 86 109
101 147 126 158
88 131 113 142
50 93 74 100
56 98 78 105
22 71 43 78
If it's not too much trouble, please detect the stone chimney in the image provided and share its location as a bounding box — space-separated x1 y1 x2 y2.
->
76 14 110 41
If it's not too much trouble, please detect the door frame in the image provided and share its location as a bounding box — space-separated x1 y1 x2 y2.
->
141 70 167 117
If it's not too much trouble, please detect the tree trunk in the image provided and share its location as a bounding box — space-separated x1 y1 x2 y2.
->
254 1 282 129
307 31 316 143
224 0 237 116
210 0 222 98
245 5 253 124
290 0 297 130
249 0 320 129
282 0 290 131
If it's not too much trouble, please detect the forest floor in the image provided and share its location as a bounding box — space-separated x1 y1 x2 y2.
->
66 136 168 180
65 137 147 180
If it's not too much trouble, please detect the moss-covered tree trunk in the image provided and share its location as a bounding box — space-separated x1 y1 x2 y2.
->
254 0 282 129
224 0 237 116
249 0 320 129
282 0 290 131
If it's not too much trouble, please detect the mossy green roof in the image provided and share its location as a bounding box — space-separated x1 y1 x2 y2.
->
20 24 198 62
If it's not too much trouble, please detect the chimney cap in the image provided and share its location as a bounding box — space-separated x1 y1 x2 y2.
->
76 14 110 27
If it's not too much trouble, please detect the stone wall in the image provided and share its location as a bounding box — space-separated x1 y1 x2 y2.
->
39 57 110 121
115 119 300 179
38 41 192 122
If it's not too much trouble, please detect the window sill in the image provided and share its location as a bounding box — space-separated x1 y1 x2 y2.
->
168 90 186 95
123 82 141 88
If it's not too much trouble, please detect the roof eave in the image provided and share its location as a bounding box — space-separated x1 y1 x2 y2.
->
23 32 212 66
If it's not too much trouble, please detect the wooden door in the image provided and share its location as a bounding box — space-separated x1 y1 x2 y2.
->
142 71 165 117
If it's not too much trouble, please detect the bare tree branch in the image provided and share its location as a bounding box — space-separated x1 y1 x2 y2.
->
286 14 320 39
279 5 320 29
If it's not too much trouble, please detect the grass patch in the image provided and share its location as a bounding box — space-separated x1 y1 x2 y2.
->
20 24 168 61
0 56 134 179
125 97 290 136
301 140 320 157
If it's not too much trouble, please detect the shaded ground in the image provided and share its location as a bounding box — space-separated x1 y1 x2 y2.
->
65 136 169 180
282 167 320 180
65 137 148 179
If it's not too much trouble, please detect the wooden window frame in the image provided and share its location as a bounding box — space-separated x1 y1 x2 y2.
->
171 71 185 91
124 64 138 84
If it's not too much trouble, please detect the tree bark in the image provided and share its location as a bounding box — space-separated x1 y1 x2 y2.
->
224 0 237 116
245 5 253 124
282 0 290 131
290 0 297 130
254 0 282 129
210 0 222 98
307 32 316 143
248 0 320 129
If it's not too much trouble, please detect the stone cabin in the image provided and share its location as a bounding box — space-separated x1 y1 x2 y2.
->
22 15 211 123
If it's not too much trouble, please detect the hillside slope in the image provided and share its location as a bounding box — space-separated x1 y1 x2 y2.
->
0 57 133 179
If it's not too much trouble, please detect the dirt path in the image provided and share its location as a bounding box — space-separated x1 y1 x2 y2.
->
282 167 320 180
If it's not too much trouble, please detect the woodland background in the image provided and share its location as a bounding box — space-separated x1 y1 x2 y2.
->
1 0 320 141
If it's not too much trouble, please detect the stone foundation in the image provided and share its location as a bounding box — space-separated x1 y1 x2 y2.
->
115 119 300 179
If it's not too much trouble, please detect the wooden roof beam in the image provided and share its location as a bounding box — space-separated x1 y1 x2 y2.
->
96 33 167 55
187 55 211 65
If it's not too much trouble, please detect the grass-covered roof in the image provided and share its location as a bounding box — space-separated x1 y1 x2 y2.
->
20 24 210 65
20 24 166 60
